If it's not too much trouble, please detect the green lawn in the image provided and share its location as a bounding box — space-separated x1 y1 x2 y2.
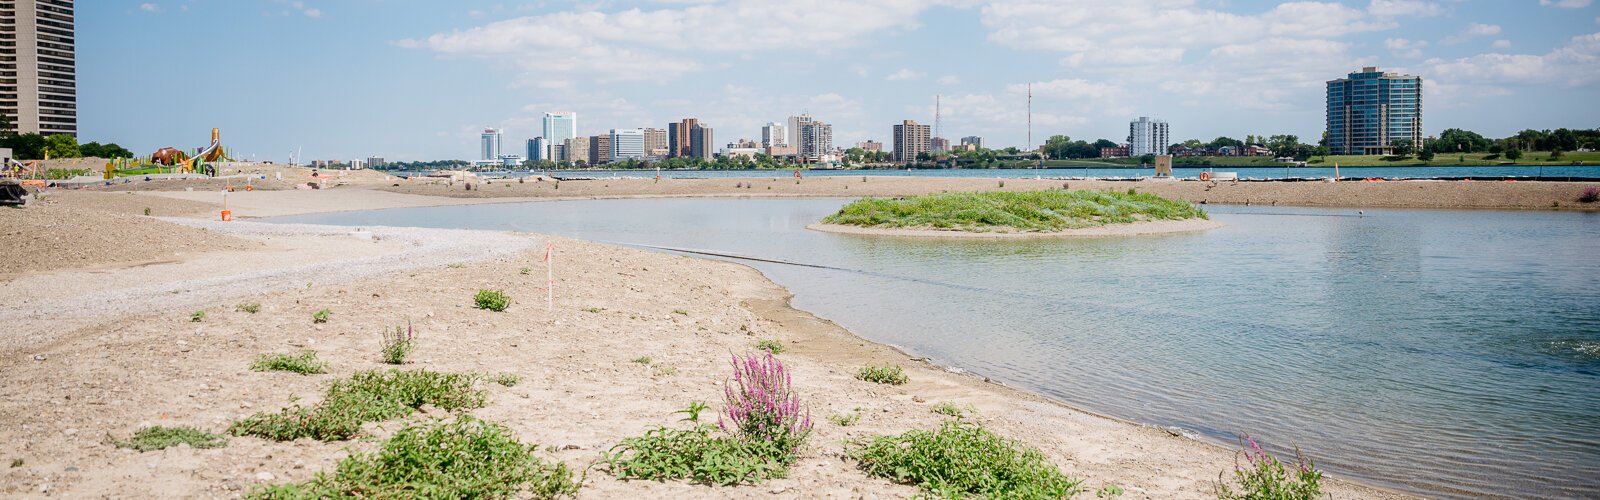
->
821 190 1207 233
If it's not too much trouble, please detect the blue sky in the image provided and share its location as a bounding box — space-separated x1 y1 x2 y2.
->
83 0 1600 162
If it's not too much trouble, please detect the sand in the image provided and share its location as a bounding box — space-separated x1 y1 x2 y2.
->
0 180 1437 498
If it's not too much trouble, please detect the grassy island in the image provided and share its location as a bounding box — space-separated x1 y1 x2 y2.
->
821 190 1207 233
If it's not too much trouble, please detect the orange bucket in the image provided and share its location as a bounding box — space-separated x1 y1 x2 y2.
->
220 210 232 221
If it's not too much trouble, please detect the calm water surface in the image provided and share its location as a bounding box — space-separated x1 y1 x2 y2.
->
428 164 1600 181
273 200 1600 498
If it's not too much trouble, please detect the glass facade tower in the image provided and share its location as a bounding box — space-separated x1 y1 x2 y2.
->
1327 67 1422 155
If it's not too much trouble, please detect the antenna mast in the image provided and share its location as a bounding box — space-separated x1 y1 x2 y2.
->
935 94 942 148
1027 83 1033 154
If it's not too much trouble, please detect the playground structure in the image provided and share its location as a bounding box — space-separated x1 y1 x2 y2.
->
107 128 232 179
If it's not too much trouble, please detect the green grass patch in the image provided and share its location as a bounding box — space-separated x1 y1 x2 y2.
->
602 424 791 486
855 365 908 385
822 190 1206 233
236 302 261 314
115 426 228 452
851 421 1082 498
248 416 575 499
250 350 328 375
475 289 510 312
229 369 485 442
755 339 786 354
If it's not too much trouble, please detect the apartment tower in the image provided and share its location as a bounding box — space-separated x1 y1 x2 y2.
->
1127 117 1169 156
0 0 76 136
892 119 930 162
1326 67 1423 155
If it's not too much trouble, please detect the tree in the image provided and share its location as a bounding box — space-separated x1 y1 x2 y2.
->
1265 135 1300 157
1138 154 1156 164
1092 139 1118 149
1182 138 1204 149
2 133 46 159
1505 148 1523 161
43 134 79 158
1417 149 1435 161
1390 139 1414 157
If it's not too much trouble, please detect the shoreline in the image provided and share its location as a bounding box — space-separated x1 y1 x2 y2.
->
807 218 1223 238
2 188 1421 497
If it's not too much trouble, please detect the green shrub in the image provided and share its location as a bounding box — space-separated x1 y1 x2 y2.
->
602 424 788 486
851 421 1082 498
248 416 575 499
312 308 331 324
475 289 510 312
116 426 227 452
236 302 261 314
1215 436 1323 500
855 365 908 385
755 339 785 354
250 350 328 375
828 410 862 427
229 369 485 442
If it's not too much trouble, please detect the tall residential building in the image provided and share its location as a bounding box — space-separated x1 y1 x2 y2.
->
689 122 714 160
588 135 611 166
0 0 75 137
799 121 833 159
857 140 883 153
1127 117 1170 156
366 156 385 168
563 136 590 165
931 137 950 153
762 122 786 147
643 128 668 157
610 129 646 162
668 118 700 158
1326 66 1423 155
787 114 813 151
892 120 931 162
541 112 577 157
960 136 984 149
480 128 503 160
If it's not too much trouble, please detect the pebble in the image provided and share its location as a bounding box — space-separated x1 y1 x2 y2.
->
33 354 46 361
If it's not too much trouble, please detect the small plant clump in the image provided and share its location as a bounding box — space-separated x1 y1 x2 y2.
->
520 266 532 275
229 369 486 442
250 350 328 375
583 307 604 313
1215 435 1324 500
855 365 908 385
190 310 206 322
248 416 575 499
494 373 522 387
236 302 261 314
312 308 331 324
932 401 970 418
143 207 152 216
631 356 653 365
116 426 228 452
851 421 1082 498
1580 187 1600 204
828 409 862 427
672 308 688 316
755 339 785 354
719 353 812 456
381 321 416 365
475 289 510 312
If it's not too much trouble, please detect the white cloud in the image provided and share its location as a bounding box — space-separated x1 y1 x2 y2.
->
1008 79 1120 100
1541 0 1592 8
1425 32 1600 88
1443 23 1501 44
884 69 924 81
1492 39 1512 49
303 8 321 18
1386 37 1428 58
937 75 961 85
1367 0 1444 18
272 0 321 18
140 3 159 12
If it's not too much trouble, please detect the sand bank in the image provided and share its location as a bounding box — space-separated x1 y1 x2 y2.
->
808 218 1223 239
0 189 1409 498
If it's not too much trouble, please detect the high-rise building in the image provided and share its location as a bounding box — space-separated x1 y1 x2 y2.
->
480 128 503 160
542 112 577 155
564 136 590 165
528 137 549 161
1127 117 1170 156
589 135 611 165
787 114 812 151
668 118 699 158
689 122 714 160
0 0 76 137
931 137 950 153
892 120 931 162
610 129 646 162
366 156 386 168
960 136 984 149
643 128 668 157
799 121 832 160
857 140 883 153
762 122 786 147
1327 66 1423 155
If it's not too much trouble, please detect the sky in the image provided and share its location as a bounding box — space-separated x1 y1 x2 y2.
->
82 0 1600 162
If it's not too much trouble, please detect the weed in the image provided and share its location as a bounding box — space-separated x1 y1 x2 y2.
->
855 365 908 385
932 401 970 418
602 423 787 486
677 401 709 423
653 365 679 376
475 289 510 312
851 421 1082 498
190 310 205 322
828 410 862 427
381 321 415 365
493 373 522 387
520 266 532 275
1580 187 1599 203
583 307 605 313
143 207 152 216
8 459 20 468
250 350 329 375
720 353 812 456
632 356 653 365
672 308 688 316
236 302 261 314
447 263 465 269
312 308 331 324
1215 435 1323 500
229 369 485 442
248 416 575 499
116 426 227 452
755 339 785 354
1098 484 1126 498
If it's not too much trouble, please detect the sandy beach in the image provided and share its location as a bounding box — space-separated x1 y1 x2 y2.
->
7 169 1565 498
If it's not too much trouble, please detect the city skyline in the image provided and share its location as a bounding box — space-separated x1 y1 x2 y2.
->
80 1 1600 161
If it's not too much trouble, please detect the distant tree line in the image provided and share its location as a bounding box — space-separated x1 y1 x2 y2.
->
0 114 133 160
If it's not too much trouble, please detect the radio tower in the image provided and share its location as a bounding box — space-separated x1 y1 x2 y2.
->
934 94 942 151
1027 83 1033 154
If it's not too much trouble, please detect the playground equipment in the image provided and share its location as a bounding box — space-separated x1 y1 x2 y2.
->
149 128 230 176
